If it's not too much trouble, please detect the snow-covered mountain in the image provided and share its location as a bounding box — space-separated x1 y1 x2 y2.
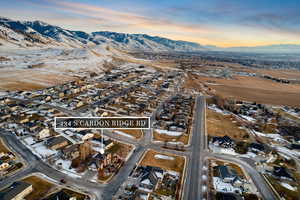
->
0 17 207 51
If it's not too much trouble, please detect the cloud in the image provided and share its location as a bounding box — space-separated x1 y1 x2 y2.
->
5 0 300 47
241 11 300 38
38 0 214 35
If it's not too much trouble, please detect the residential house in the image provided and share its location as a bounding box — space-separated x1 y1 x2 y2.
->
0 181 33 200
217 165 237 183
37 128 51 140
45 136 69 150
62 144 80 160
273 166 294 180
212 136 235 148
42 190 77 200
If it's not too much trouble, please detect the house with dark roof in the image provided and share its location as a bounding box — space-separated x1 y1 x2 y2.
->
249 142 265 152
273 166 294 180
216 192 243 200
42 190 78 200
0 181 33 200
290 143 300 150
212 136 235 148
61 144 80 160
45 136 69 150
217 165 238 183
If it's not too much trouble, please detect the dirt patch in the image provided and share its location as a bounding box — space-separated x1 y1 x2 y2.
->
153 131 189 145
22 175 56 200
207 109 250 141
266 175 300 200
183 73 204 93
0 139 10 153
115 129 143 139
0 68 75 91
196 75 300 107
140 149 185 173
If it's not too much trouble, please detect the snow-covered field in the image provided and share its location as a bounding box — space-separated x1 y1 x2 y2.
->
280 182 296 191
253 131 288 144
154 154 175 160
23 136 35 145
239 115 256 122
213 177 241 193
114 130 135 139
155 129 183 137
209 143 237 155
0 46 112 72
275 146 300 157
0 45 114 90
208 104 230 115
167 141 184 146
31 142 57 158
55 159 83 178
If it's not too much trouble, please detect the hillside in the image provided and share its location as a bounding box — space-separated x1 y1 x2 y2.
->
0 17 207 51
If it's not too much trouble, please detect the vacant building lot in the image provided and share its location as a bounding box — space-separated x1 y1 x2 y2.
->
207 109 250 141
22 175 56 200
140 149 185 173
266 175 300 200
0 68 74 91
114 129 143 139
21 175 88 200
198 75 300 107
254 68 300 80
0 139 10 153
153 131 189 145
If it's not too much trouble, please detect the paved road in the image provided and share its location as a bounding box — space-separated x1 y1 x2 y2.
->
1 93 279 200
0 129 104 199
211 153 278 200
184 96 206 200
0 95 187 200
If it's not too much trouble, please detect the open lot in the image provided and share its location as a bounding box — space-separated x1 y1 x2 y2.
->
0 68 75 91
22 175 56 200
197 75 300 106
153 131 189 145
272 108 300 124
21 175 89 200
114 129 143 139
266 175 300 200
0 139 10 153
207 109 250 141
140 149 185 173
254 68 300 80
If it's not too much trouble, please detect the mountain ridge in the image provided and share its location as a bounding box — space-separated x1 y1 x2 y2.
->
1 16 300 53
0 16 207 51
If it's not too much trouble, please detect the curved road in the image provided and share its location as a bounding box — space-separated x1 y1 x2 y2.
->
0 94 279 200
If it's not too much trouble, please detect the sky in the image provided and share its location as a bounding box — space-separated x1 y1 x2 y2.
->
1 0 300 47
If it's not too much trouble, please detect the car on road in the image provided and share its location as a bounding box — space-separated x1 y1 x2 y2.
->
60 179 67 184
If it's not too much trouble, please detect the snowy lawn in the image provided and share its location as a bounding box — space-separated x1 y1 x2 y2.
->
280 182 297 191
208 104 230 115
32 142 56 158
155 129 183 137
213 177 241 193
154 154 175 161
55 159 83 178
239 115 256 122
23 136 35 145
114 130 135 139
209 143 237 155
